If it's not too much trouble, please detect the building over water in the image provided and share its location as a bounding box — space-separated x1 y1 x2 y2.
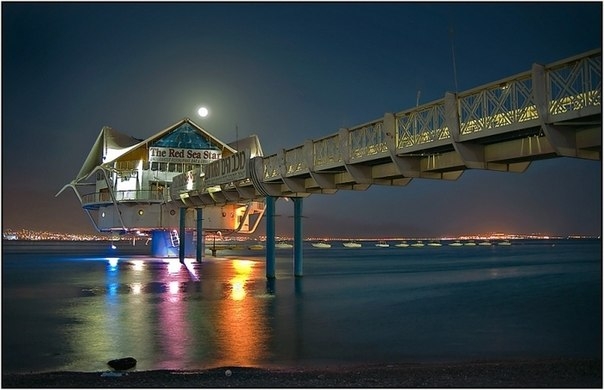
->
57 118 265 257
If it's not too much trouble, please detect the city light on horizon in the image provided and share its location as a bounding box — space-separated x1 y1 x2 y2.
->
2 228 599 243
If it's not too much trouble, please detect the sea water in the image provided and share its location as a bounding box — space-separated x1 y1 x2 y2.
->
2 239 601 373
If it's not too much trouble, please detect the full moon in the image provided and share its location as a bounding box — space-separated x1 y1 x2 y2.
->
197 107 209 117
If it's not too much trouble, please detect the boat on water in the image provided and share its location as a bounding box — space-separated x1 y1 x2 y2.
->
395 241 409 247
411 241 425 247
497 240 512 246
375 240 390 248
248 244 264 250
448 240 463 247
464 240 477 246
312 241 331 248
478 241 492 246
275 241 293 249
343 241 362 248
428 241 442 247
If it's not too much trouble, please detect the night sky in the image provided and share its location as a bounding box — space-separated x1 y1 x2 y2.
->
2 2 602 238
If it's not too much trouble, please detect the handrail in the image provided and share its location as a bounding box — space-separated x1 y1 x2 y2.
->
81 190 168 205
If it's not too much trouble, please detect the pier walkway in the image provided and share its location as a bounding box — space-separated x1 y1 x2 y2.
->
168 49 601 278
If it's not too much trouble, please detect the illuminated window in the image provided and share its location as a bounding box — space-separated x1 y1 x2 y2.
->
152 123 220 150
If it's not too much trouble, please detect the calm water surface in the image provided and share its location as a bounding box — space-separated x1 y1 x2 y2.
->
2 239 601 373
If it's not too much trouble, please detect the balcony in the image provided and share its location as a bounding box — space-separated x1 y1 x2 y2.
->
81 190 170 208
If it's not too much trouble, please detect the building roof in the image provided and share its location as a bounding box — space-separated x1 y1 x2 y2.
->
73 118 237 183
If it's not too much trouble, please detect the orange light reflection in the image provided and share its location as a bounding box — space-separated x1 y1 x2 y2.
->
215 259 267 367
230 260 254 301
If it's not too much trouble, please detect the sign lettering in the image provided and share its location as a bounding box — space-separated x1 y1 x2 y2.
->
149 147 221 164
204 150 248 186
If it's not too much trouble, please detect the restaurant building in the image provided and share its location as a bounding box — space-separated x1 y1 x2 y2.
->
57 118 265 257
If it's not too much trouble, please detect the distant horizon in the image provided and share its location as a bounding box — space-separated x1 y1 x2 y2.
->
3 228 600 242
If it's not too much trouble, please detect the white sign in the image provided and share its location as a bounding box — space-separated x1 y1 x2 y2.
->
204 150 248 186
149 147 221 164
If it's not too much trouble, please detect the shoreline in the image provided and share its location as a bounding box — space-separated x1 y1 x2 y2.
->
3 358 602 388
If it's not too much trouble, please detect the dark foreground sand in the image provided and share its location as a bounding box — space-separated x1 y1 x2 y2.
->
2 359 601 388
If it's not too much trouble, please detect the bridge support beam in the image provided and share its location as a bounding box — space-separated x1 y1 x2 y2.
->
196 208 203 262
445 92 488 170
293 197 303 277
265 196 276 279
179 207 186 264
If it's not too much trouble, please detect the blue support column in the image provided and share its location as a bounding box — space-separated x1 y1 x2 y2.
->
265 196 276 279
179 207 186 264
293 197 303 277
196 208 203 263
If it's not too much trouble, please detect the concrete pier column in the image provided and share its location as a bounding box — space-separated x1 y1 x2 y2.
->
293 197 303 277
179 207 186 264
196 208 203 262
265 196 276 279
266 278 276 295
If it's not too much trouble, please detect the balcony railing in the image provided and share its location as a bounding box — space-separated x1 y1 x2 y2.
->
81 190 168 206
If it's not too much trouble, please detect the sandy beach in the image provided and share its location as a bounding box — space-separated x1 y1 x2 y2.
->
2 358 601 388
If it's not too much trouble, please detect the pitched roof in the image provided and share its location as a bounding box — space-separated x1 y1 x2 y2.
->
75 126 141 182
73 118 236 182
143 118 236 153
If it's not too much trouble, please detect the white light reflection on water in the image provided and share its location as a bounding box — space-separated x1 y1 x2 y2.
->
130 260 144 272
158 275 188 368
183 258 199 280
165 258 182 274
106 257 119 269
130 282 142 295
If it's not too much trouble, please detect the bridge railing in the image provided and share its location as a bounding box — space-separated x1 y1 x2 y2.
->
252 50 602 185
547 50 601 119
457 72 537 137
263 154 280 180
285 145 308 175
348 119 389 163
395 100 449 150
314 133 343 168
82 190 166 206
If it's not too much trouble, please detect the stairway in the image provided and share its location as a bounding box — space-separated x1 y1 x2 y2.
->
169 230 180 247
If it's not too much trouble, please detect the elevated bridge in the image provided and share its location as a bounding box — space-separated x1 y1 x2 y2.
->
171 49 600 204
168 49 601 278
